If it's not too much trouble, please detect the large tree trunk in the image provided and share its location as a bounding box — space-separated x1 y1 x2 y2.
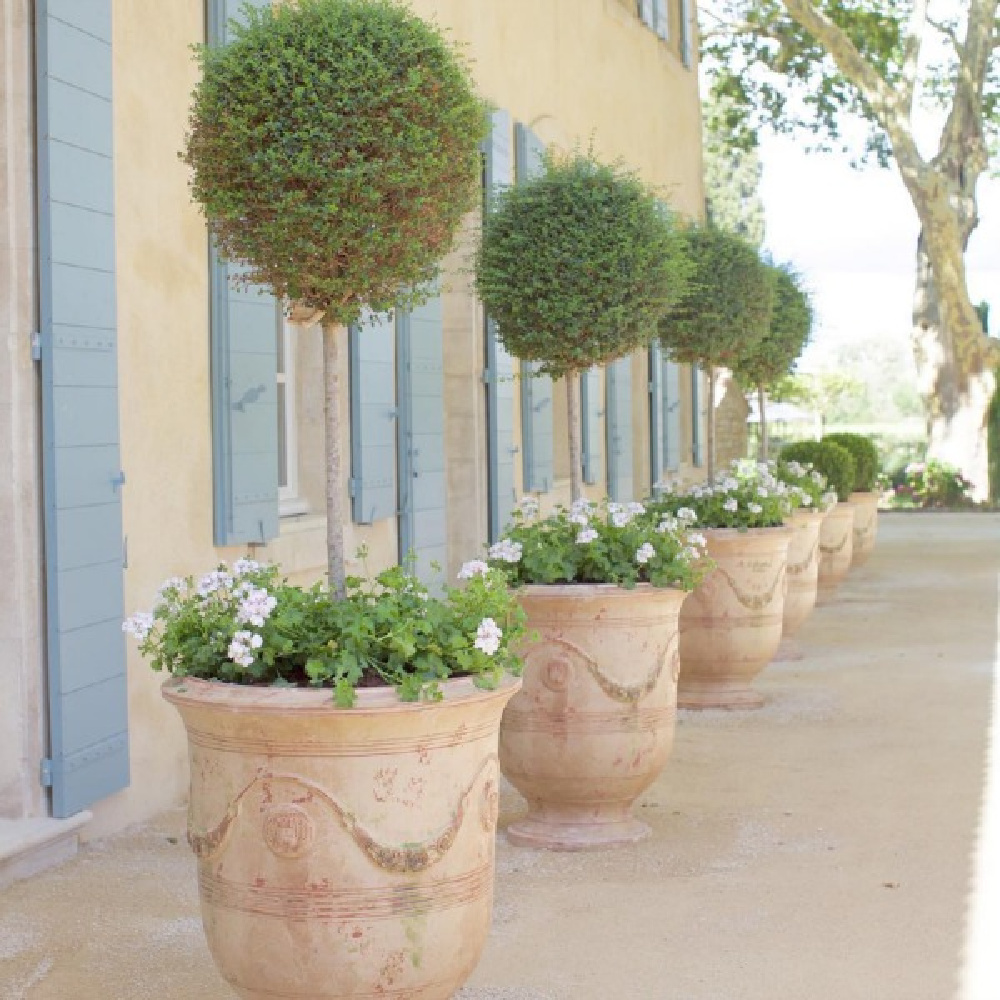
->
566 370 583 503
321 320 347 595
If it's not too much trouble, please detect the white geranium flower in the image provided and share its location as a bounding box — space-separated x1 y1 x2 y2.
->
723 497 738 513
576 527 599 544
474 617 502 657
233 558 261 576
687 531 707 549
722 477 739 492
197 569 233 597
227 630 257 669
656 515 679 534
611 511 631 528
757 486 769 498
236 585 278 628
676 507 697 523
748 502 763 514
518 496 540 518
635 542 655 565
626 501 646 516
122 612 154 642
488 539 523 563
569 512 589 526
457 559 490 580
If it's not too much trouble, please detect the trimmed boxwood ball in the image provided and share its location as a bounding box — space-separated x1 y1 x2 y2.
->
475 153 691 378
658 225 774 369
822 432 880 492
779 440 856 502
182 0 488 324
733 262 812 390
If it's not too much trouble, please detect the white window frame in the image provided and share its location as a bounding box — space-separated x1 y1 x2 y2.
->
277 319 308 516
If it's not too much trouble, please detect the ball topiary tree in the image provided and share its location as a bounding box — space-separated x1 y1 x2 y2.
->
657 226 774 481
779 440 856 503
821 432 881 493
475 153 691 502
182 0 488 593
732 262 813 460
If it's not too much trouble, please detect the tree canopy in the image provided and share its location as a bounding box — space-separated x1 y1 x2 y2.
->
475 153 690 379
183 0 487 327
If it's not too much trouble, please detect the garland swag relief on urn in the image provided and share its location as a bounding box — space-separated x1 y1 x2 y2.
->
678 526 791 710
499 584 687 851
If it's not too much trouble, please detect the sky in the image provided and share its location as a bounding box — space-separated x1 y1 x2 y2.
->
757 133 1000 372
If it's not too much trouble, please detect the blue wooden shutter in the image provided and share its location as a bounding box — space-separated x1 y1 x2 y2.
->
36 0 129 817
606 357 634 502
514 122 553 494
581 368 603 486
663 356 682 472
638 0 655 27
349 313 397 524
652 0 670 38
648 345 664 488
208 0 279 545
679 0 694 67
397 293 447 584
482 111 517 540
691 363 705 467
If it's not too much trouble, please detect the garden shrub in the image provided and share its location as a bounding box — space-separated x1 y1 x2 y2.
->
822 431 880 492
778 440 855 502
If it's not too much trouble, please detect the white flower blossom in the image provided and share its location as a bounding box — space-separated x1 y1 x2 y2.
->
626 501 646 516
722 477 739 492
571 498 595 516
227 630 258 669
748 502 763 514
684 545 702 560
474 617 502 657
607 502 624 515
611 511 632 528
457 560 490 580
236 585 278 628
723 497 738 513
656 515 679 534
687 531 707 549
757 487 769 498
576 528 599 544
811 470 825 486
488 539 523 563
635 542 655 565
122 612 154 642
233 558 261 576
518 496 540 518
676 507 697 523
198 569 233 597
569 512 590 526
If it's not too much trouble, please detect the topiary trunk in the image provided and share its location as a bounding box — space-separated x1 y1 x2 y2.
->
321 320 347 596
757 384 768 461
566 370 583 503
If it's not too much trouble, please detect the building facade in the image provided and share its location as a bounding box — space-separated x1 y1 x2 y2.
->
0 0 707 855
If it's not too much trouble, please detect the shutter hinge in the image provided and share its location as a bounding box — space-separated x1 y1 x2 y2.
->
40 758 53 788
31 332 41 362
111 470 126 491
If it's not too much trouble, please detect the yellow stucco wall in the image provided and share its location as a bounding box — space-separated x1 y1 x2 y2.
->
88 0 706 837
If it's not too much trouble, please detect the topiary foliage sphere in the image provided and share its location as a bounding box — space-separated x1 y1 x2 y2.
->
658 225 774 369
822 432 880 492
183 0 488 325
779 440 856 502
475 154 692 378
733 262 812 389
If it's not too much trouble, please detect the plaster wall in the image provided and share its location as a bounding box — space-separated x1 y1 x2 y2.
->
85 0 706 835
0 0 46 821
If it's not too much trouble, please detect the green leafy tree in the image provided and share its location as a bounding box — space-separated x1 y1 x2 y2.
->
701 0 1000 498
703 92 766 246
780 439 856 501
732 262 813 457
475 153 691 501
182 0 488 592
658 226 775 480
822 431 881 491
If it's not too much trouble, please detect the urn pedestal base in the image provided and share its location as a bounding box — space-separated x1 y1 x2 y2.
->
506 804 650 851
677 681 765 711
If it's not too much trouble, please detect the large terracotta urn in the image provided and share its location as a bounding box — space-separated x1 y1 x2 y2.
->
782 509 826 635
817 501 856 601
678 526 791 710
499 584 686 851
848 490 879 566
163 674 519 1000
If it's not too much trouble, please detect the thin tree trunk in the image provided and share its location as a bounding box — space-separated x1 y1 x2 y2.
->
706 364 716 484
321 320 347 596
757 384 768 461
566 369 583 503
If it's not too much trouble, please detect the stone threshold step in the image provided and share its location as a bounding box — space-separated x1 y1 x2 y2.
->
0 812 91 890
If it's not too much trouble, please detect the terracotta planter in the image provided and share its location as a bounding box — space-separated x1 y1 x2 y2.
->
782 509 826 636
499 584 686 851
848 490 879 566
817 501 856 601
678 526 791 710
163 674 520 1000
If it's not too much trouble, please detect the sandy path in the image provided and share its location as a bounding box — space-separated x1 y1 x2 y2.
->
1 513 996 999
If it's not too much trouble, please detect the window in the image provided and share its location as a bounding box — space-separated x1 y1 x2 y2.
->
638 0 669 40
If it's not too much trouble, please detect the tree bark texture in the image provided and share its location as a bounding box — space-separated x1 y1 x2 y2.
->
757 384 768 461
780 0 1000 497
321 321 347 596
706 364 716 484
566 370 583 504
